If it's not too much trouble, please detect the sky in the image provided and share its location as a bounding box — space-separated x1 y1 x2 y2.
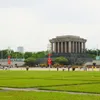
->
0 0 100 52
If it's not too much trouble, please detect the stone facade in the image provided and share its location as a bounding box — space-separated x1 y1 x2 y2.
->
49 35 86 54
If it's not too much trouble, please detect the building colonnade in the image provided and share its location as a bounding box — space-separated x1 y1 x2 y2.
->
51 41 85 53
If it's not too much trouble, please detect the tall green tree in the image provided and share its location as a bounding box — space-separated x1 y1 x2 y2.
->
24 52 33 59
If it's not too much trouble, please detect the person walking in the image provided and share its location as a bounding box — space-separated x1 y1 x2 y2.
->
68 65 71 71
26 66 29 71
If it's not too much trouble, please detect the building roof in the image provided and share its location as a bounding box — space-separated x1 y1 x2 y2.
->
56 35 80 38
50 35 87 43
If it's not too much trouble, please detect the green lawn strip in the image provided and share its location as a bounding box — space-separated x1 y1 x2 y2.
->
0 71 100 94
0 71 100 88
39 83 100 94
0 71 100 83
0 71 100 80
0 78 88 88
0 91 100 100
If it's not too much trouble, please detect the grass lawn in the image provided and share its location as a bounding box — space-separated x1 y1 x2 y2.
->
0 71 94 88
0 91 100 100
0 70 100 99
40 84 100 94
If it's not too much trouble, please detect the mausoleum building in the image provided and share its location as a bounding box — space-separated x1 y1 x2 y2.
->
49 35 86 54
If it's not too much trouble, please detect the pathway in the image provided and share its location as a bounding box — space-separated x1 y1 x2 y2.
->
0 87 100 96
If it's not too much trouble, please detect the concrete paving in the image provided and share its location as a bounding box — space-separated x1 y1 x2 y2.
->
0 67 100 71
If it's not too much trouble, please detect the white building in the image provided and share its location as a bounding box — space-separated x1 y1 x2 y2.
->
17 46 24 53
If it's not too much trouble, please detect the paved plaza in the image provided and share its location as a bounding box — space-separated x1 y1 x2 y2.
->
0 67 100 71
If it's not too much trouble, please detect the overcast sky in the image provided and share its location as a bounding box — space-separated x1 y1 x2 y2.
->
0 0 100 52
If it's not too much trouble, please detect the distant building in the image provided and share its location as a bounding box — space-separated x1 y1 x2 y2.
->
17 46 24 53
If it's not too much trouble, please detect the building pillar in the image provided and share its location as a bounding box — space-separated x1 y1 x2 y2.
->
61 42 63 53
51 43 53 53
78 42 80 53
59 42 61 53
80 42 82 53
54 42 56 53
56 42 58 53
71 42 73 53
81 42 83 53
58 42 60 53
66 41 69 53
65 41 67 53
69 41 71 53
82 42 84 53
74 42 76 53
83 42 85 53
76 42 77 53
72 41 74 53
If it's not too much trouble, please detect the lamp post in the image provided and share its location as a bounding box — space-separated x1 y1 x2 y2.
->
7 47 11 67
47 44 52 71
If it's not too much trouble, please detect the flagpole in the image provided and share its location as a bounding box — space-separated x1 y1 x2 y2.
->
47 44 52 71
7 47 11 67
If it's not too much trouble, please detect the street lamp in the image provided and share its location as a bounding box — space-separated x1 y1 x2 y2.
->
47 44 52 71
7 47 11 66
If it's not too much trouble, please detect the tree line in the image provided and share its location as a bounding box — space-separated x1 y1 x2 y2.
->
86 49 100 58
0 49 98 66
0 49 99 59
0 49 48 59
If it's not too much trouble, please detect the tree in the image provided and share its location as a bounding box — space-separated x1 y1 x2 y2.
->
11 52 24 59
24 52 33 59
54 56 68 65
24 57 36 67
86 49 97 59
0 49 24 59
32 51 47 58
0 49 13 59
